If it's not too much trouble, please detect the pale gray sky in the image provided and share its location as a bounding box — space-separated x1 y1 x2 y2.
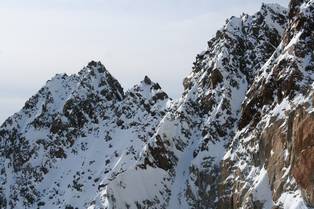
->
0 0 289 123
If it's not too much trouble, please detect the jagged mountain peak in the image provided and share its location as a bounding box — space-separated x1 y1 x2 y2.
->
1 1 314 209
92 1 313 209
184 2 287 97
143 75 152 85
127 75 170 108
80 60 107 74
0 61 171 209
74 61 124 101
220 3 287 38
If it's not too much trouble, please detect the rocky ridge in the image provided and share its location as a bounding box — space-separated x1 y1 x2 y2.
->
0 61 171 209
0 1 314 209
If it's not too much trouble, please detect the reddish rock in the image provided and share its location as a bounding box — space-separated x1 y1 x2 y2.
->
291 109 314 206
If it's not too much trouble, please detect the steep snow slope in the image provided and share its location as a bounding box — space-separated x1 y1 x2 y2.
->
93 3 289 209
1 1 314 209
0 61 171 209
91 1 314 209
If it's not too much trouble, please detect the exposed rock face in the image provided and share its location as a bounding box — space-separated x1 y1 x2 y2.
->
291 107 314 206
0 1 314 209
218 0 314 208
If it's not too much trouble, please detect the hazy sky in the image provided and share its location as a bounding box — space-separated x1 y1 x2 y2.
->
0 0 289 123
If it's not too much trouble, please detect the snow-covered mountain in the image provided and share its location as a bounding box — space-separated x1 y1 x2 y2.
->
0 62 171 209
1 0 313 209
